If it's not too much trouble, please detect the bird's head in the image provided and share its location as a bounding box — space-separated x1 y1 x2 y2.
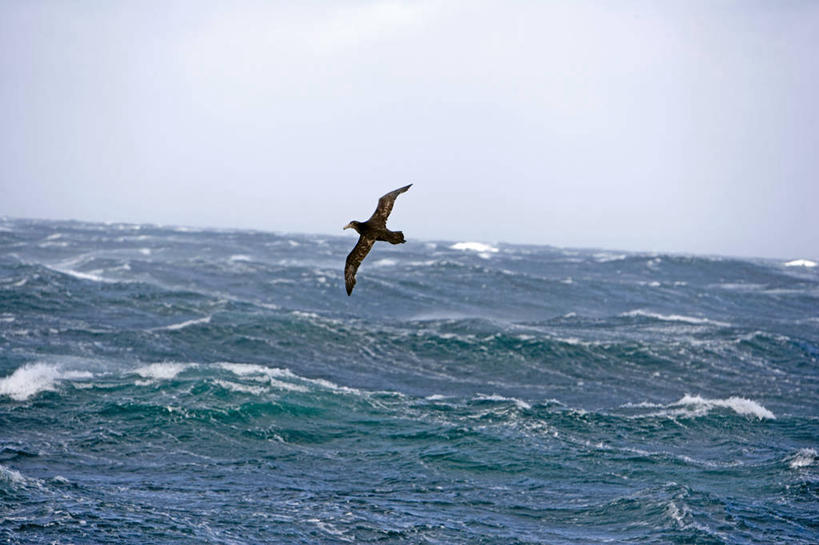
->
343 221 359 232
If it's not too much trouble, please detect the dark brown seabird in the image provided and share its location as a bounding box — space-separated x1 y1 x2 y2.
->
343 184 412 295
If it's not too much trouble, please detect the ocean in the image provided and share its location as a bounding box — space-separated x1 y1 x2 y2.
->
1 217 817 544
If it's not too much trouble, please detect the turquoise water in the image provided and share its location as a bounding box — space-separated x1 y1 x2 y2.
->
1 218 817 543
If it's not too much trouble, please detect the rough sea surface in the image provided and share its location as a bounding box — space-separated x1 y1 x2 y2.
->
1 217 817 544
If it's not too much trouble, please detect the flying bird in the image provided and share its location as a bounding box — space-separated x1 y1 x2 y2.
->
343 184 412 295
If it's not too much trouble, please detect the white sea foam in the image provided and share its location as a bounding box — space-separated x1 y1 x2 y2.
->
219 362 303 385
673 394 775 420
787 448 816 469
138 248 151 256
217 363 338 393
229 254 252 262
219 362 277 377
450 242 499 254
269 378 310 393
307 377 361 395
0 464 28 485
222 362 355 394
219 363 273 376
475 393 531 410
0 363 93 401
408 259 437 267
621 401 665 409
666 500 691 528
59 269 109 283
621 310 729 327
593 252 626 263
291 310 320 319
134 362 194 380
784 259 817 268
715 282 765 292
159 316 212 331
214 379 267 395
372 258 397 267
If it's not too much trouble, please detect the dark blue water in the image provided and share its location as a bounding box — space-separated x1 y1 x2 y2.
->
1 217 817 544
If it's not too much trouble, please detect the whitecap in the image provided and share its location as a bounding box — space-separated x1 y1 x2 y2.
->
0 464 29 485
715 283 765 292
665 500 691 528
219 362 274 376
306 377 361 395
217 363 338 393
787 448 816 469
620 310 729 327
558 337 588 346
408 259 437 267
784 259 817 268
218 363 300 381
134 362 194 380
621 401 665 409
371 258 397 267
214 379 267 395
593 252 626 263
0 363 93 401
59 269 109 283
158 316 212 331
673 394 775 420
229 254 252 262
474 393 531 410
7 277 27 288
450 242 499 254
269 378 310 393
291 310 320 319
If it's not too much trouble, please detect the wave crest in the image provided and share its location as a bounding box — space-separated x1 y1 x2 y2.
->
673 394 775 420
134 363 195 381
0 363 93 401
450 242 499 254
787 448 816 469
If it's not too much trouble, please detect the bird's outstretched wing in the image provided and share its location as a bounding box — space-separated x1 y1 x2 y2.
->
367 184 412 228
345 236 376 295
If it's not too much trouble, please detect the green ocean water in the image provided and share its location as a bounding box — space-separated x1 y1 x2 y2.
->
1 218 817 543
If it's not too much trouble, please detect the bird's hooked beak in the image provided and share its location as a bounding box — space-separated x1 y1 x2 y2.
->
343 222 354 230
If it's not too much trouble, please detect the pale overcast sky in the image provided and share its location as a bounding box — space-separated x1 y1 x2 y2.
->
1 1 817 259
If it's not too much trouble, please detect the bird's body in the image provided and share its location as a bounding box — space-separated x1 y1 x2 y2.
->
344 184 412 295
